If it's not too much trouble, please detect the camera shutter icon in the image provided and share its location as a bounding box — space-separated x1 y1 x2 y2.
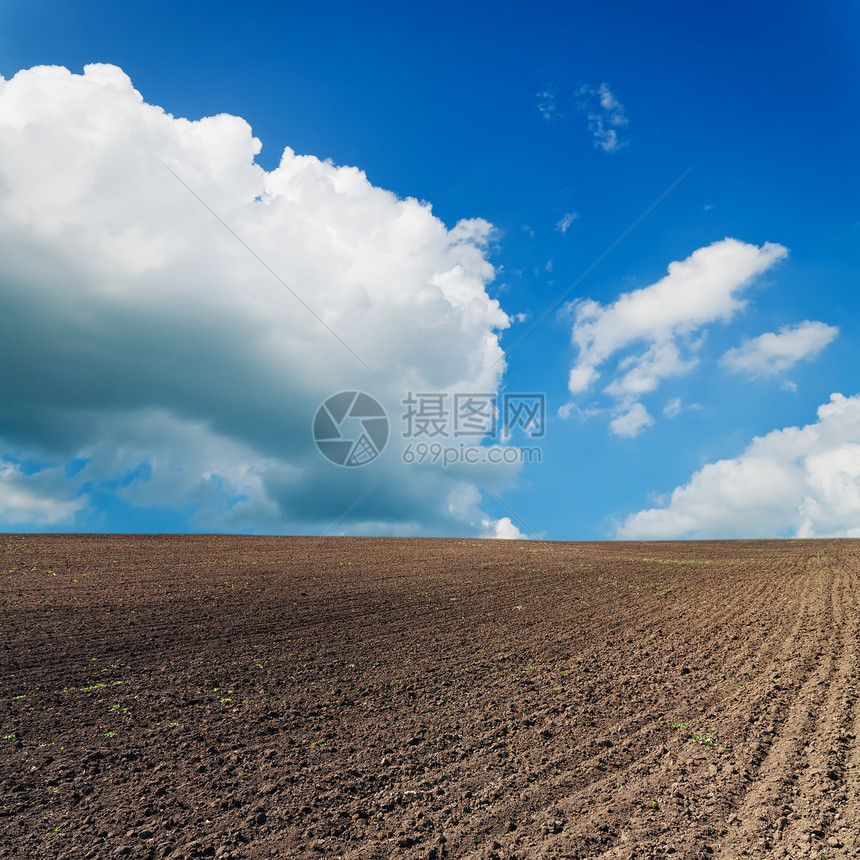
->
313 391 389 467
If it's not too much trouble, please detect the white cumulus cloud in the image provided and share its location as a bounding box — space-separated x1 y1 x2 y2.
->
721 320 838 378
0 63 519 535
618 393 860 539
566 238 788 435
482 516 528 540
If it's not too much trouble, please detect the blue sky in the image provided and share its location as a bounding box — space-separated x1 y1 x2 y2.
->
1 0 859 538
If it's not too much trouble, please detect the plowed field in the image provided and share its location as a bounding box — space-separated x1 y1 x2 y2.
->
2 535 859 859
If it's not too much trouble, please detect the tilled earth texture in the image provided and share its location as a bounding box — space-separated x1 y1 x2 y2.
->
2 537 860 860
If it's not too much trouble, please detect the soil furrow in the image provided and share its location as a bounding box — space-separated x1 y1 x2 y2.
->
3 536 860 860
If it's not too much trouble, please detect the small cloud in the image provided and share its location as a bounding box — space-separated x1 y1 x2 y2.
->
536 84 559 121
512 311 531 324
662 398 701 418
609 403 654 438
721 321 838 379
482 516 528 539
557 401 604 421
577 82 629 152
556 212 578 234
545 260 553 273
522 225 535 238
663 397 682 418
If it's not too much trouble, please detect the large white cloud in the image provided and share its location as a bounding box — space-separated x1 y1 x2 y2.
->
618 393 860 539
566 238 788 436
0 63 520 535
720 320 838 378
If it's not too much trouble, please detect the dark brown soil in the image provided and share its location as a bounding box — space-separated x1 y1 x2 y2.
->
1 535 859 859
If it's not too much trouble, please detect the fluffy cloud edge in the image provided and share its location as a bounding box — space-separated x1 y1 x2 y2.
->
609 403 654 438
721 320 838 378
617 393 860 539
569 238 788 394
0 63 521 537
481 516 529 540
566 238 789 435
0 460 86 526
